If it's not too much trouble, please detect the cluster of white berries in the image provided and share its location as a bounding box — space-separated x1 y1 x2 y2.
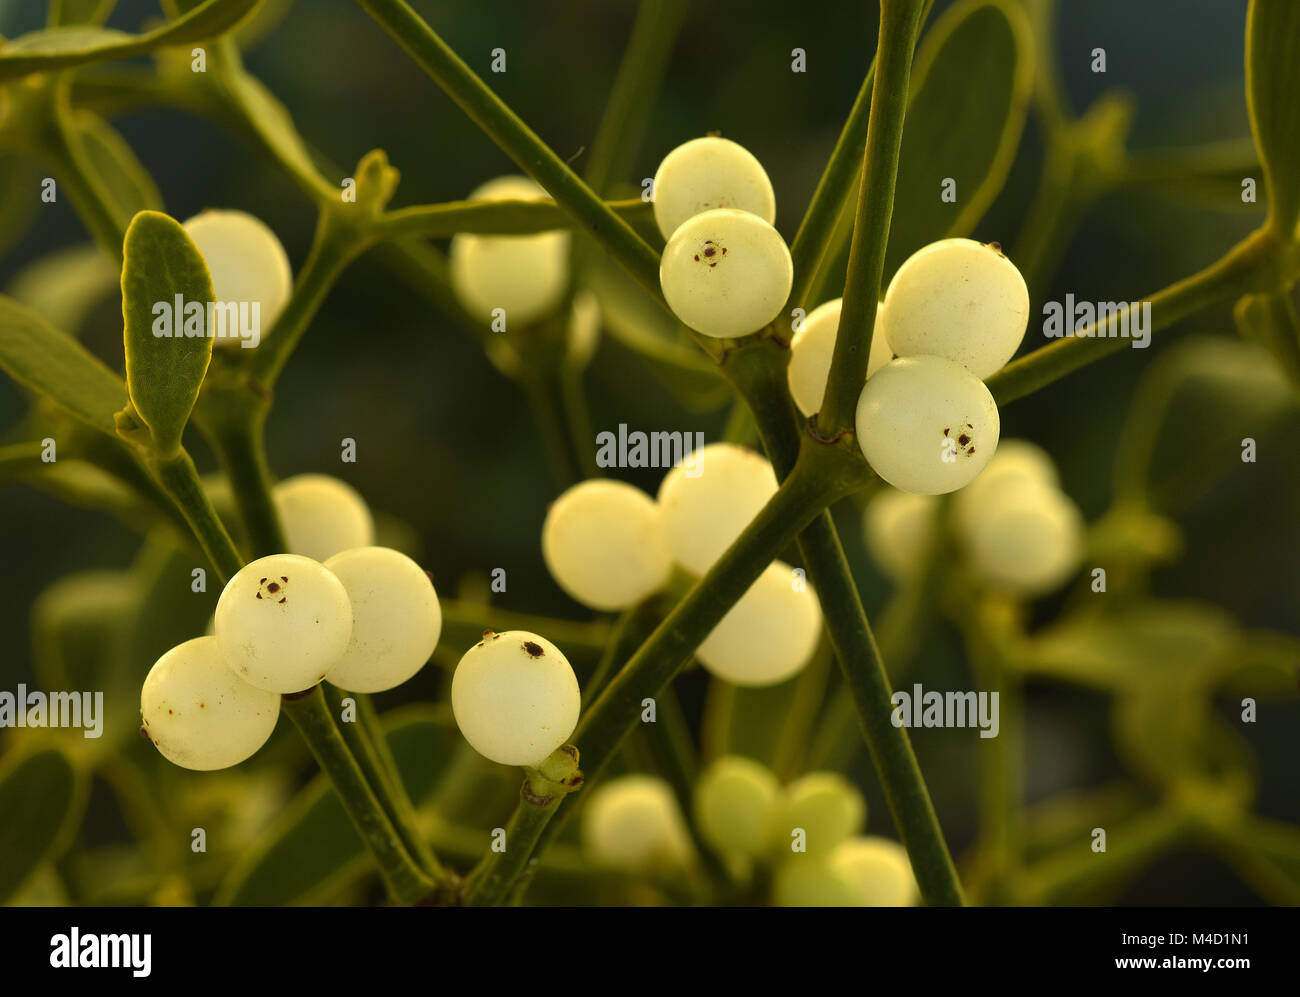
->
141 475 442 770
863 440 1085 594
579 757 916 905
539 443 821 688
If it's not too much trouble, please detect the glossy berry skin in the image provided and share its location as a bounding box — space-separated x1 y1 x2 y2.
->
879 237 1029 378
652 136 776 240
449 176 570 327
273 474 375 563
696 560 822 687
787 299 892 418
660 208 793 339
141 636 280 771
542 480 672 611
656 443 778 576
323 547 441 693
856 355 1000 495
450 630 580 768
214 554 353 694
183 209 292 346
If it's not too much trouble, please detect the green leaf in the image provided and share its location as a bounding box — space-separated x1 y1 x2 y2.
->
1245 0 1300 238
1212 816 1300 905
0 0 261 82
30 570 140 761
49 0 119 28
885 0 1033 276
0 749 88 903
215 707 460 906
120 210 215 457
0 152 39 259
0 293 128 436
71 109 165 223
7 243 118 334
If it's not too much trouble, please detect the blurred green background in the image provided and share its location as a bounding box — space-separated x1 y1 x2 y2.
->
1 0 1297 905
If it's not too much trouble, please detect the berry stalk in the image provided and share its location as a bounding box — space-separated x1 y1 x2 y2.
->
148 449 243 585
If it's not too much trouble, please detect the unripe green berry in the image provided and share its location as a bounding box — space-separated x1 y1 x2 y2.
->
694 755 780 857
660 208 792 339
829 836 919 906
141 636 280 771
776 771 866 855
652 136 776 240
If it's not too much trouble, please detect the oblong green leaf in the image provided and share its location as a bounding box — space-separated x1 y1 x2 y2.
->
884 0 1034 275
0 293 128 436
121 210 215 457
214 707 460 906
0 0 260 82
72 110 165 224
0 749 88 903
49 0 119 28
1246 0 1300 237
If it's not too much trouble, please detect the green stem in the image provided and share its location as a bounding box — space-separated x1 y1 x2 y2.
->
438 599 610 662
148 449 243 584
200 403 286 556
462 778 565 907
282 686 441 905
355 0 663 299
373 197 651 239
583 0 688 194
986 227 1283 405
250 212 367 387
324 685 448 881
816 0 926 436
517 366 580 490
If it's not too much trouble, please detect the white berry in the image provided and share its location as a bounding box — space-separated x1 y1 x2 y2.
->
880 237 1029 378
773 858 863 907
582 774 693 871
855 355 1000 495
652 136 776 240
863 487 940 580
183 209 291 347
696 560 822 687
141 636 280 770
963 480 1084 594
776 772 866 854
322 547 441 693
449 175 570 327
694 755 780 857
214 554 353 694
660 208 792 339
450 630 579 768
657 442 778 576
954 439 1059 533
272 474 375 562
829 836 919 906
542 480 671 611
788 299 892 418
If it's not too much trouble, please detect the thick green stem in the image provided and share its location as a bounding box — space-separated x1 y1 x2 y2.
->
355 0 663 299
373 197 651 239
817 0 926 436
200 403 287 556
148 449 242 584
283 686 440 905
987 227 1284 405
250 214 366 386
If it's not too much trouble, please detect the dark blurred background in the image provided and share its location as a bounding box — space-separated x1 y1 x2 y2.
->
1 0 1295 905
